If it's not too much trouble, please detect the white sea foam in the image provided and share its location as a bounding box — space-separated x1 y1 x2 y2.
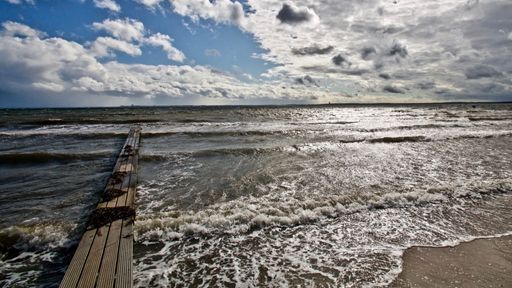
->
134 180 512 240
134 193 512 287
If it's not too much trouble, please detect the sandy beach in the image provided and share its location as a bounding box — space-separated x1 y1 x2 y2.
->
391 235 512 287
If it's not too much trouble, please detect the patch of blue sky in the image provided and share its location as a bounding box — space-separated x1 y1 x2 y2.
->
0 0 275 80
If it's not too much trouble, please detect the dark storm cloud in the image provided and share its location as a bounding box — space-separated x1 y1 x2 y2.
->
295 75 319 86
465 65 502 79
332 54 351 67
361 47 377 60
388 42 408 58
383 85 405 93
416 81 436 90
378 73 391 79
292 45 334 56
276 3 317 24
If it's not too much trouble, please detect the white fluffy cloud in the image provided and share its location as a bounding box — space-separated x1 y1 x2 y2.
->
2 0 34 4
2 21 43 38
144 33 185 62
90 18 185 62
0 21 338 105
93 0 121 12
170 0 248 28
134 0 164 9
166 0 511 100
90 36 142 57
92 18 145 42
2 0 512 104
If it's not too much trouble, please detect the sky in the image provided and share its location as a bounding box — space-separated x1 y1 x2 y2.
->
0 0 511 107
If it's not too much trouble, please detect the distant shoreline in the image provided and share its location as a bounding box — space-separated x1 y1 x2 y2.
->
1 101 511 110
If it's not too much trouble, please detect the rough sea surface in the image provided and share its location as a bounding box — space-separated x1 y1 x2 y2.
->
0 104 511 287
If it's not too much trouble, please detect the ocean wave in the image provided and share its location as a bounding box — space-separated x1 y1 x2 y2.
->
139 130 293 139
0 221 75 259
140 131 512 161
18 118 161 126
0 151 112 165
0 130 128 139
357 123 464 133
292 121 357 125
134 181 512 240
367 136 428 143
467 117 512 122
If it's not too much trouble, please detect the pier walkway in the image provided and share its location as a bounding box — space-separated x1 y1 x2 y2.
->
60 127 141 288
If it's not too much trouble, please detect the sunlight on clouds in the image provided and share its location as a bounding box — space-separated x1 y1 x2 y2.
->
92 18 145 42
144 33 185 62
93 0 121 12
90 36 142 57
0 21 342 105
1 0 511 104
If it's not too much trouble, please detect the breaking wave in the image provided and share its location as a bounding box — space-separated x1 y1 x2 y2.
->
135 181 512 240
0 151 112 165
19 118 161 126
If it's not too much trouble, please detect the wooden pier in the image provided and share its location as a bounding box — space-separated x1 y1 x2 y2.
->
60 127 141 288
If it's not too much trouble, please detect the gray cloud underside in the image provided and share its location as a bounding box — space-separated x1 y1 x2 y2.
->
244 0 512 101
3 0 512 104
276 3 318 24
383 85 406 94
292 45 334 56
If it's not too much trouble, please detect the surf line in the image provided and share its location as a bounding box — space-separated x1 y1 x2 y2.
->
60 127 141 288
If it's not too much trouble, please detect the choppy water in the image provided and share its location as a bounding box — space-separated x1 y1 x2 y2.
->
0 104 511 287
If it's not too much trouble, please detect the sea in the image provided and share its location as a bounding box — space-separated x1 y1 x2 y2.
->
0 103 511 287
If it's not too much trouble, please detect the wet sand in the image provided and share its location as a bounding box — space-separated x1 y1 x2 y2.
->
391 235 512 287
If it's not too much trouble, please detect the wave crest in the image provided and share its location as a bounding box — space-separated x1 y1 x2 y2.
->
135 181 512 240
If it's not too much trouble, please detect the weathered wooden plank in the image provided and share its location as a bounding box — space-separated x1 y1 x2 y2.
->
97 131 134 209
96 219 123 288
115 219 133 288
77 225 110 288
59 229 96 288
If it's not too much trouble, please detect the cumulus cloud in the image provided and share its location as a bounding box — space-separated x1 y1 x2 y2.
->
465 65 502 79
378 73 391 80
90 37 142 57
144 33 185 62
171 0 247 27
295 75 318 86
135 0 164 9
92 18 145 42
361 47 377 60
276 3 319 25
2 21 43 38
3 0 34 4
90 18 184 61
332 54 350 67
0 24 106 95
0 21 336 105
383 85 405 94
292 45 333 56
3 0 512 104
93 0 121 12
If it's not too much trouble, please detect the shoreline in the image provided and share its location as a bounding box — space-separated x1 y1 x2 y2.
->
391 235 512 287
